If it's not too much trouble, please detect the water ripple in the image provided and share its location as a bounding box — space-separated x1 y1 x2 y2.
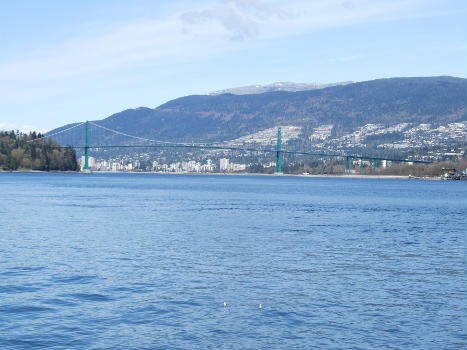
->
1 173 466 350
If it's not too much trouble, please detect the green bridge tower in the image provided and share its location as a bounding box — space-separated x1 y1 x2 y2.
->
84 120 90 171
275 127 283 174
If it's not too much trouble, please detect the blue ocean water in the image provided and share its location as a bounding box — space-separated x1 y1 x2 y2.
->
0 173 466 350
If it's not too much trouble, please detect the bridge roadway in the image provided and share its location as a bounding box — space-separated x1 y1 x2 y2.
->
52 142 432 165
39 121 432 168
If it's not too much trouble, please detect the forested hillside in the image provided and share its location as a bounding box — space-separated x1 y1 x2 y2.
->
0 131 78 171
49 76 466 145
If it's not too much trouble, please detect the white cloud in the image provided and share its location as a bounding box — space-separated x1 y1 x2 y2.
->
0 0 438 87
180 0 291 40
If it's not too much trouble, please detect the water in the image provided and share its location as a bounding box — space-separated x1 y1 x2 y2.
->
1 173 466 350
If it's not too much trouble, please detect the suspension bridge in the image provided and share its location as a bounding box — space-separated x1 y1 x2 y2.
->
33 120 431 174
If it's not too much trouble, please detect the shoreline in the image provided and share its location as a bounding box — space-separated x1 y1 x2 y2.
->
1 169 441 180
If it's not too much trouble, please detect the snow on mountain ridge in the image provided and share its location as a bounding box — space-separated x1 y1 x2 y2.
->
209 81 353 95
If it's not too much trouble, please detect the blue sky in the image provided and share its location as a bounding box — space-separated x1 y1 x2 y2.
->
0 0 466 132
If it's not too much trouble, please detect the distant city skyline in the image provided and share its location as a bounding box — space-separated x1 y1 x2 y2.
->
0 0 466 132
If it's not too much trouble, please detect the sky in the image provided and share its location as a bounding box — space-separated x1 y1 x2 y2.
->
0 0 466 132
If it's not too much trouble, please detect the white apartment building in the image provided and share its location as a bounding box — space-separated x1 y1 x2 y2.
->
220 158 229 171
79 156 96 170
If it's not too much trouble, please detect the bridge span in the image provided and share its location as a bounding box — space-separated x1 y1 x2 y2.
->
34 120 431 173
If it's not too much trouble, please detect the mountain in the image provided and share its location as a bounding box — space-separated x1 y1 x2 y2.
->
48 76 466 153
209 81 353 95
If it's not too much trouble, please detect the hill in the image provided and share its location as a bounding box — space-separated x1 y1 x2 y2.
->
48 76 466 152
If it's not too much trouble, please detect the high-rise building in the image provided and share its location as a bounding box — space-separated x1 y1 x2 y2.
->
79 156 96 170
220 158 229 171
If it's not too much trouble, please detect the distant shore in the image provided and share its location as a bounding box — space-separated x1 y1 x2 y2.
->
278 173 438 180
220 173 440 180
1 169 442 180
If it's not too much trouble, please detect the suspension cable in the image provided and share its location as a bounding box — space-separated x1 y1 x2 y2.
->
88 121 211 146
27 121 86 143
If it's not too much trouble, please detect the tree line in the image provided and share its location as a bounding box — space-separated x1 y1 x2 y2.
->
247 158 466 177
0 131 79 171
